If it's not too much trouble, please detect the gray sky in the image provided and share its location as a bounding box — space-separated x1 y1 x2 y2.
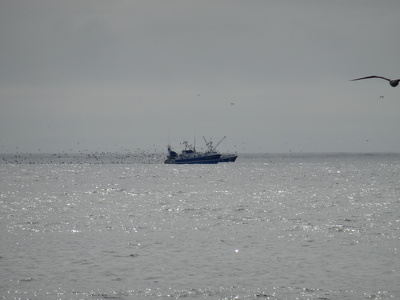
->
1 0 399 154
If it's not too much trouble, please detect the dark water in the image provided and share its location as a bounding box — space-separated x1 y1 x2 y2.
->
1 153 399 299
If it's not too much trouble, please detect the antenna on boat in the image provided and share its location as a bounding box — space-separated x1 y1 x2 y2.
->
193 130 196 151
167 127 170 148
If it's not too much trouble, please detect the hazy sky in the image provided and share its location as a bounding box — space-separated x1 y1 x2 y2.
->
1 1 399 154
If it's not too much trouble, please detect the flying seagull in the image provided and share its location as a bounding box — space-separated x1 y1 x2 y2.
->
351 76 400 87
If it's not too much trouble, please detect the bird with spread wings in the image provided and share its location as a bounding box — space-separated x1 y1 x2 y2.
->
351 76 400 87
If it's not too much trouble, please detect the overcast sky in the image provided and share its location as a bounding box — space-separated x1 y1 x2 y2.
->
1 1 399 154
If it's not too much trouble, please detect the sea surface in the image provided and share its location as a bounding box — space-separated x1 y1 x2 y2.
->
1 153 399 300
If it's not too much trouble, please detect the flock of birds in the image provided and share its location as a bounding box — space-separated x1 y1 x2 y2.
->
0 150 165 164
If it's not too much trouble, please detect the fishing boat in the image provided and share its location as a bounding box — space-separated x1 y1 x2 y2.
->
164 137 237 164
164 142 221 164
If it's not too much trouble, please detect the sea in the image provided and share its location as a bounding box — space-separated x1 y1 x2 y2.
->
1 153 399 300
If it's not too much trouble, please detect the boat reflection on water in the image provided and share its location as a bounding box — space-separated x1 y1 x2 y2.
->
164 137 237 164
